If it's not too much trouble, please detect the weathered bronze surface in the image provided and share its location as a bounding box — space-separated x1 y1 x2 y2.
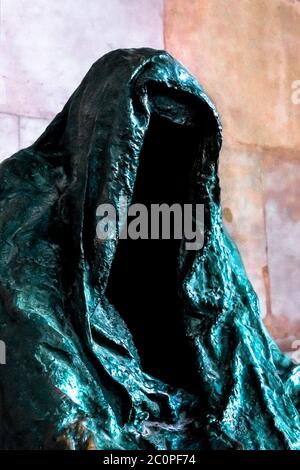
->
0 48 300 449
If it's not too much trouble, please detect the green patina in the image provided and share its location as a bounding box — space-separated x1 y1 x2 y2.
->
0 49 299 450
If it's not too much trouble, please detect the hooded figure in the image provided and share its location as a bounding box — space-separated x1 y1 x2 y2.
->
0 48 300 450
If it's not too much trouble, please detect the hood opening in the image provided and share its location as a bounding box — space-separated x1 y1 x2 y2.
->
106 96 202 393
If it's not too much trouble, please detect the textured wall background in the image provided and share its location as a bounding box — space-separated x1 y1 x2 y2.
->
0 0 164 159
0 0 299 353
165 0 300 353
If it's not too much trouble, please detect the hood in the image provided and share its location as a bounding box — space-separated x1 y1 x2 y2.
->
1 48 300 450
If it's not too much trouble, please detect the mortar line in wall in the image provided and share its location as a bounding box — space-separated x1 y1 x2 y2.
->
262 200 273 319
0 0 2 43
162 0 166 51
0 110 53 121
17 115 20 148
222 141 300 156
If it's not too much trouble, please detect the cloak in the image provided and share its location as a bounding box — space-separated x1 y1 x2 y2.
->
0 48 300 450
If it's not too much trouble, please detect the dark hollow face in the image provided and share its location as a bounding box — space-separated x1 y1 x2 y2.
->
106 91 204 393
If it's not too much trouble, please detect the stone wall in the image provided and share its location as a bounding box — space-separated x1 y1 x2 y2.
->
165 0 300 352
0 0 164 159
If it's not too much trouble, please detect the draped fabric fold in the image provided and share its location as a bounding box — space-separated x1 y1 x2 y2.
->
0 48 299 449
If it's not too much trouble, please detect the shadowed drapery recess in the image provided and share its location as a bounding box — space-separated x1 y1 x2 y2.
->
0 48 300 450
